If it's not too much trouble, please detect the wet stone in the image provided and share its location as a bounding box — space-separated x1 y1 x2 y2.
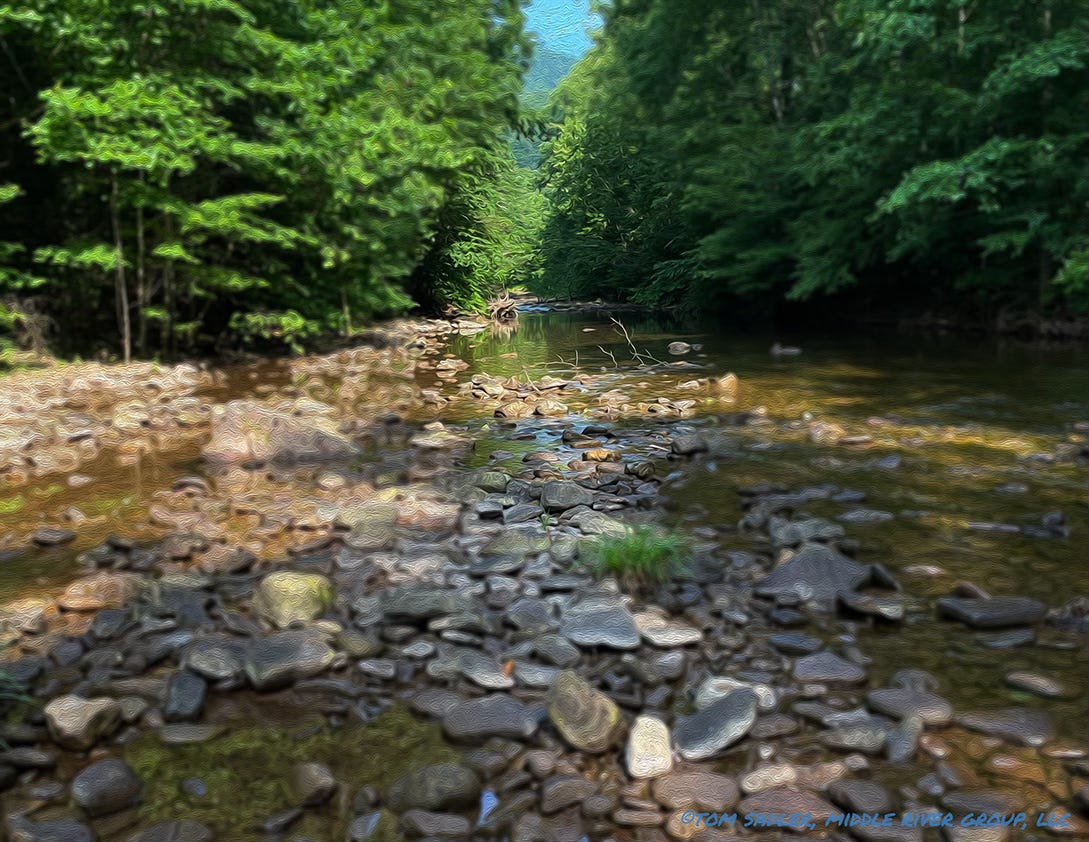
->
769 632 823 654
827 779 893 814
125 820 214 842
937 596 1046 628
756 542 869 601
793 651 867 684
560 596 640 650
70 758 143 817
1004 671 1067 698
399 809 470 837
673 689 758 761
386 763 480 813
958 707 1055 747
442 694 538 742
44 695 121 751
541 775 598 814
548 670 623 754
867 688 954 726
163 669 206 721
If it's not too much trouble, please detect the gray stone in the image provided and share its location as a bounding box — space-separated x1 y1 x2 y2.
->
540 481 594 512
937 596 1046 628
756 542 869 601
183 639 244 681
399 809 470 837
386 763 480 813
383 588 467 621
1005 671 1066 698
652 771 738 812
673 689 758 760
867 688 953 726
671 434 708 455
244 630 336 691
163 670 206 721
793 651 867 683
958 707 1054 747
560 596 639 650
442 694 538 742
6 817 93 842
71 758 142 817
540 775 597 814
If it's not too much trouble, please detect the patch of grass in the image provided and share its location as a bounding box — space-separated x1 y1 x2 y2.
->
125 704 457 837
584 525 689 590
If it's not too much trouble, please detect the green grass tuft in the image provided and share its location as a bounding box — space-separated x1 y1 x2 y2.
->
584 526 688 590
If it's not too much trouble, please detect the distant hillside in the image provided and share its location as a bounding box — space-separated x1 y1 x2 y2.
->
525 46 582 95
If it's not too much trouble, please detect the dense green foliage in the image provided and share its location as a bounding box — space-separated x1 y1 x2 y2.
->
536 0 1088 325
0 0 533 358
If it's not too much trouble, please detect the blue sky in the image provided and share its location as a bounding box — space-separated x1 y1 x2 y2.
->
523 0 599 56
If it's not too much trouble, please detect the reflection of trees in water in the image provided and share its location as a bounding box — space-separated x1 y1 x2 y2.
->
449 311 708 379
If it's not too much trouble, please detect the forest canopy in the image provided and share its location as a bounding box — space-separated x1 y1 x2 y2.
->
534 0 1089 326
0 0 535 358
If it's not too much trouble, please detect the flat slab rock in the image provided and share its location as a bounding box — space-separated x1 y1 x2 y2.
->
560 596 640 650
867 687 954 726
958 707 1055 747
442 694 539 742
673 689 758 761
793 651 867 684
756 542 869 601
937 596 1046 628
738 786 836 823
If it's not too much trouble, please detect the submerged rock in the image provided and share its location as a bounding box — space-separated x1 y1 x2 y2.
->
756 542 868 601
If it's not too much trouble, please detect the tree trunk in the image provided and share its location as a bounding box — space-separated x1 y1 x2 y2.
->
136 176 147 356
109 172 132 363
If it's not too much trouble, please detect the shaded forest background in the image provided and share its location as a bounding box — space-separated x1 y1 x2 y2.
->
1 0 1086 362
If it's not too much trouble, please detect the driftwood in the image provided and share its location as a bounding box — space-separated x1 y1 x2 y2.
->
488 292 519 323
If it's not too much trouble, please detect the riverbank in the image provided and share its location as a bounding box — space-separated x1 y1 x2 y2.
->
0 311 1086 841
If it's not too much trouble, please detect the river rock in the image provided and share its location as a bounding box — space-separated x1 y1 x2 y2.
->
44 695 121 750
244 630 337 690
867 688 954 726
382 587 467 621
203 400 359 464
739 786 835 823
1005 671 1066 698
696 676 776 713
540 481 594 512
442 694 538 742
71 758 142 817
673 689 758 760
183 639 245 682
634 611 701 647
540 775 597 813
626 715 673 778
57 572 141 611
254 571 332 629
670 434 708 455
668 342 691 355
560 596 639 650
163 670 206 721
756 542 868 601
32 527 77 546
289 762 336 806
548 670 623 753
958 707 1054 747
652 771 739 812
386 763 480 813
937 596 1046 628
793 651 867 683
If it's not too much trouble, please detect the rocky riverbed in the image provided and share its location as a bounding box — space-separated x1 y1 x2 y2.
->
0 311 1086 842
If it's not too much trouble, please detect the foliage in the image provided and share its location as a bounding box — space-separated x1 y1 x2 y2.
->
0 0 531 358
535 0 1089 324
585 525 688 590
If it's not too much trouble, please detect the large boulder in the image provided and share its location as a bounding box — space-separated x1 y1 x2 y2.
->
203 400 358 465
254 571 333 629
547 670 623 754
44 695 122 750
